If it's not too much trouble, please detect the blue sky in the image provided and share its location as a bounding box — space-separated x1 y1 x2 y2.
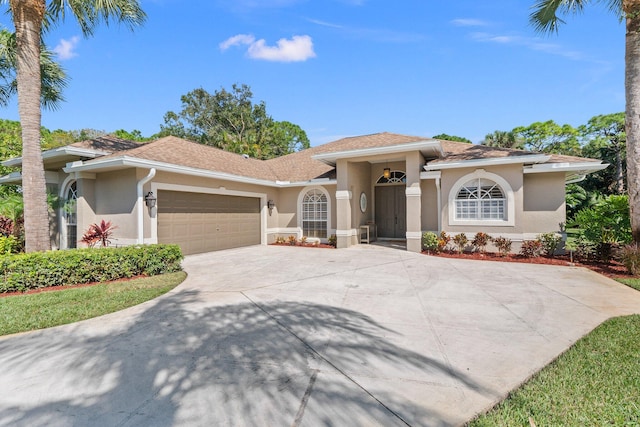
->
0 0 625 146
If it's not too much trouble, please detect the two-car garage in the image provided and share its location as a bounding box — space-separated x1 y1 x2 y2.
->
157 190 261 255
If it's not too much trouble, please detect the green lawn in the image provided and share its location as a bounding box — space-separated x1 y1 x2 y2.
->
0 271 186 337
617 277 640 291
468 315 640 426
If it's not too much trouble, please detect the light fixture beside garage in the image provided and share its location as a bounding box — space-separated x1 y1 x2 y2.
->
267 199 275 215
144 191 157 209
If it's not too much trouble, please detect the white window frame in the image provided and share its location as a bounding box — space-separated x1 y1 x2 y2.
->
297 186 331 240
59 177 78 249
448 169 515 227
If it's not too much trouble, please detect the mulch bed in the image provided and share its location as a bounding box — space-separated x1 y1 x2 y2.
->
423 250 634 279
270 243 335 249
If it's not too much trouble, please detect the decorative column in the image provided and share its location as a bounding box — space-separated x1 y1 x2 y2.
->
405 152 423 253
335 159 353 248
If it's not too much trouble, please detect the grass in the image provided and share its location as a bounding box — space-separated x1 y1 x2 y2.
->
617 277 640 291
0 271 186 337
468 315 640 426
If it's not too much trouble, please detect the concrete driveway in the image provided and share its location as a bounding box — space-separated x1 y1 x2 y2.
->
2 245 640 426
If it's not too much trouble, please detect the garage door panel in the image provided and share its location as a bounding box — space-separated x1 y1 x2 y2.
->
158 190 260 255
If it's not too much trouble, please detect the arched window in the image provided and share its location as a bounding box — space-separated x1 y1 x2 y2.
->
64 181 78 248
301 188 328 238
448 170 515 226
455 178 505 220
376 170 406 184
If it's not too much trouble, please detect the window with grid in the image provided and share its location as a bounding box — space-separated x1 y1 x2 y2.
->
455 178 506 221
65 182 78 248
302 189 328 238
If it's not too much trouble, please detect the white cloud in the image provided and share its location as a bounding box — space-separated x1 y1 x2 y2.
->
220 34 316 62
53 36 80 60
451 18 489 27
219 34 256 51
471 32 584 60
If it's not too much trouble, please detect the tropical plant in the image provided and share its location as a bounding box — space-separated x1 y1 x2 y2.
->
452 233 469 253
81 220 117 248
421 231 439 253
438 231 451 252
493 236 512 257
571 195 632 245
328 234 337 247
471 232 491 253
538 232 563 257
519 240 543 258
618 244 640 276
481 130 523 149
529 0 640 244
287 235 297 246
0 235 17 254
3 0 146 252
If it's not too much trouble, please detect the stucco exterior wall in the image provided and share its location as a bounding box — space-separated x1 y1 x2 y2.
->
523 172 566 234
440 164 524 235
93 169 138 244
272 184 337 242
420 179 439 232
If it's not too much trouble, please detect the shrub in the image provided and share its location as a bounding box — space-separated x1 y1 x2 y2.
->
0 235 17 254
0 216 13 237
300 236 308 245
571 195 632 245
574 236 597 262
618 244 640 276
287 235 297 246
328 234 337 247
422 232 439 252
519 240 543 258
472 232 491 253
0 244 183 293
452 233 468 253
438 231 451 252
538 232 562 258
275 236 286 244
493 236 512 257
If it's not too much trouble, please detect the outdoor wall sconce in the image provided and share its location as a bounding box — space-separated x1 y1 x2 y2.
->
267 199 275 212
383 167 391 179
144 191 157 209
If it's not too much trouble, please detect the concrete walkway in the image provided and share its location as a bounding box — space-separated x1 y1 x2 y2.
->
1 245 640 426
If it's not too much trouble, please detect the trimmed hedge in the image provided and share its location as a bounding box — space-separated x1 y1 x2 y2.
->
0 244 183 293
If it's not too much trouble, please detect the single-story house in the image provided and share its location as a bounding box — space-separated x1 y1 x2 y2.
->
0 132 607 255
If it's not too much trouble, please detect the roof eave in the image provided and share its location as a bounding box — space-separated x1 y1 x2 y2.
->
423 154 551 171
2 146 110 167
312 140 443 165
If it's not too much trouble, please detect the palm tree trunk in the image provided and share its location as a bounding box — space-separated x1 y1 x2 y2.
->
10 0 50 252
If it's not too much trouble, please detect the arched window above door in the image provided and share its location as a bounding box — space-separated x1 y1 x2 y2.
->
376 170 406 184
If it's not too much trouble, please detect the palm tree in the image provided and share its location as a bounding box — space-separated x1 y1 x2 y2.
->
3 0 145 252
530 0 640 243
481 130 523 149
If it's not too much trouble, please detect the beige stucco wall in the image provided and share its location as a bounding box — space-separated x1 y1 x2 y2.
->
523 172 566 234
440 164 524 235
272 184 337 242
93 169 138 244
420 179 439 232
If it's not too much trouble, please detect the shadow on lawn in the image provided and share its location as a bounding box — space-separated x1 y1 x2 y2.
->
0 289 495 426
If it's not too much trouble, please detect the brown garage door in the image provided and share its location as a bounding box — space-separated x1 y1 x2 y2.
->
157 190 260 255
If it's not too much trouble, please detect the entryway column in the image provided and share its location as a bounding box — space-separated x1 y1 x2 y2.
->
405 152 423 253
336 159 353 248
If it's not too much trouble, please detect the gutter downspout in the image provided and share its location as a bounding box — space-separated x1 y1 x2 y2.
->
137 168 156 244
436 177 442 232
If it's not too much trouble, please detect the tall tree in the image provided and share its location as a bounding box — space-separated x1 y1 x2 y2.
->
481 130 524 149
432 133 472 143
513 120 581 155
160 84 310 159
580 113 626 194
3 0 145 252
530 0 640 243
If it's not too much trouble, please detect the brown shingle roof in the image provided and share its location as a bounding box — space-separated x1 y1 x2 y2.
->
70 135 141 153
94 136 279 181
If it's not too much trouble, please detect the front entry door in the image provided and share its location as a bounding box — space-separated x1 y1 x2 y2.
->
375 186 406 238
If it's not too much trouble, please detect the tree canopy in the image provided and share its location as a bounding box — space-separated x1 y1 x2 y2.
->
432 133 472 143
158 84 310 160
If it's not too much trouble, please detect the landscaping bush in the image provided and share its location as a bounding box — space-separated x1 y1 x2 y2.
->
618 244 640 276
438 231 451 252
0 244 183 293
538 232 562 258
452 233 468 253
422 232 439 252
493 236 512 257
328 234 337 247
472 232 491 253
519 240 543 258
571 195 632 245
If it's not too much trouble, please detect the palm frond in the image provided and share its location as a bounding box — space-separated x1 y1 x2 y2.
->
46 0 146 37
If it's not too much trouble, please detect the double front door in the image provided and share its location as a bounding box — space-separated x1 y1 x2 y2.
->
375 186 406 239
